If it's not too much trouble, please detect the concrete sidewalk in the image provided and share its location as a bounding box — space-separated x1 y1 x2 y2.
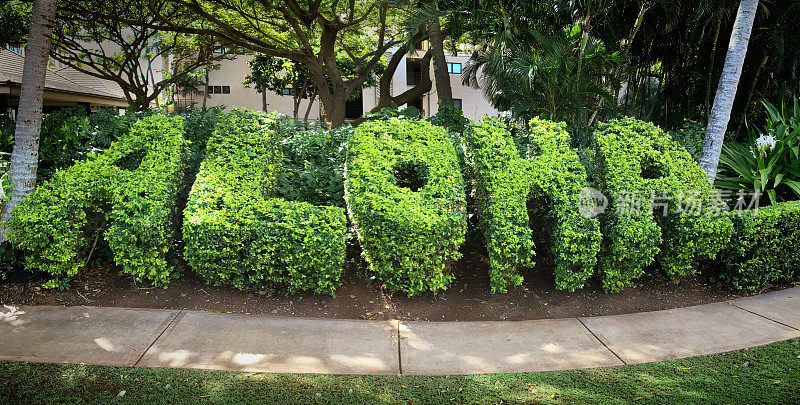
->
1 287 798 375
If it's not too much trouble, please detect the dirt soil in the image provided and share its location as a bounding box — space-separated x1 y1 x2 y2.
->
0 241 777 321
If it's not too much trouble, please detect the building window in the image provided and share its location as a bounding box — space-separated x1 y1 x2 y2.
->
282 88 295 96
207 85 229 94
213 47 227 54
452 98 462 110
8 45 23 55
407 59 422 85
447 62 462 74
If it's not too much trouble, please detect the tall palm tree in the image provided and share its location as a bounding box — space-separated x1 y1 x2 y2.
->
700 0 759 181
0 0 59 243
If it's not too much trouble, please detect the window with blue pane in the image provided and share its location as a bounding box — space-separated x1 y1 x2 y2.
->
447 62 462 74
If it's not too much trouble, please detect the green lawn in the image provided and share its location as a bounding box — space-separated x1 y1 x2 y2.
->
2 339 799 404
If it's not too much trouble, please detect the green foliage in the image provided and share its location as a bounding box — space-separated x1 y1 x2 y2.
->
37 108 95 182
1 107 141 184
0 1 29 47
0 114 14 152
428 100 469 135
716 98 800 205
245 55 316 100
466 25 619 128
667 121 705 162
591 118 732 292
345 119 467 296
524 118 601 291
183 110 347 295
363 104 421 121
464 117 533 293
7 115 190 286
276 122 351 208
719 201 800 291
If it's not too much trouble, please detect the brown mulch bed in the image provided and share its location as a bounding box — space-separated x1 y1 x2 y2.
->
1 241 778 322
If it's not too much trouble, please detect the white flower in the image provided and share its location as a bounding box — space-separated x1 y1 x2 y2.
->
755 134 777 153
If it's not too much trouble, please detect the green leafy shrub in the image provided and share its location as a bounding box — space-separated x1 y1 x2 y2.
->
7 115 190 286
345 118 467 296
667 121 705 162
428 100 469 135
591 118 732 292
276 122 351 208
719 201 800 291
183 110 347 295
0 114 14 152
465 117 533 293
525 118 602 291
37 108 95 182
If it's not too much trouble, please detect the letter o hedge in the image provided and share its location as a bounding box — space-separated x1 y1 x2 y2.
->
345 118 467 296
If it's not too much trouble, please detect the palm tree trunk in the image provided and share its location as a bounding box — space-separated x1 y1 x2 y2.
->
427 7 452 103
0 0 59 243
699 0 759 181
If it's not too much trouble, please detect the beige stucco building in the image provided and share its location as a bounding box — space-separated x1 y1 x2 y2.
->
195 47 499 122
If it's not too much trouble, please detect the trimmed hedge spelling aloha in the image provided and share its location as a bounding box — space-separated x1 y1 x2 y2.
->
591 118 733 292
719 201 800 291
525 118 602 291
345 118 467 296
465 118 534 292
182 110 347 295
7 115 190 286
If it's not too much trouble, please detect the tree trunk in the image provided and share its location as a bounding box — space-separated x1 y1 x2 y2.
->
319 92 347 129
261 90 267 112
202 70 209 110
0 0 59 243
699 0 759 181
427 9 452 103
304 91 317 121
292 94 301 119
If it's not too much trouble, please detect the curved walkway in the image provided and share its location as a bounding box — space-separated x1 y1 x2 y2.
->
1 287 798 375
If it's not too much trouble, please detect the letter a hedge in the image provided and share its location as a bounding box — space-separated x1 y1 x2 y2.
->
7 115 190 286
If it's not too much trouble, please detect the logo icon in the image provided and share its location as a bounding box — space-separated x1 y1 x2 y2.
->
578 187 608 218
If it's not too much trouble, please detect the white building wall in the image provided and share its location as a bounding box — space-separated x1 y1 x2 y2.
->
204 55 321 118
204 51 498 122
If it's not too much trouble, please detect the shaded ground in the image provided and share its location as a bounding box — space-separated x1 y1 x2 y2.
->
0 241 773 321
1 339 799 404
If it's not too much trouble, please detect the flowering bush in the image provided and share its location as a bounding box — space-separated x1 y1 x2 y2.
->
717 98 800 205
